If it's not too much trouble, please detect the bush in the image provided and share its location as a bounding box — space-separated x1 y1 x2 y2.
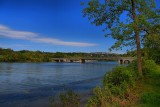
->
87 66 137 107
59 90 80 107
127 60 138 72
103 66 135 96
142 59 158 76
87 86 120 107
128 59 158 76
87 87 107 107
50 90 80 107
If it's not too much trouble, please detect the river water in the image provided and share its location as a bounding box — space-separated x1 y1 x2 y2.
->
0 62 118 107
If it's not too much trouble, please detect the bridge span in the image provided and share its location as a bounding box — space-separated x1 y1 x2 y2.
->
51 57 135 64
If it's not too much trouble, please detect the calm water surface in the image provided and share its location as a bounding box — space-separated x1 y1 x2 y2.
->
0 62 118 107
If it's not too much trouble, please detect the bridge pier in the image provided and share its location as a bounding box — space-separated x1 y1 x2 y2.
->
70 60 73 63
118 58 134 64
59 59 64 62
54 60 60 62
54 59 64 62
118 59 123 64
80 59 85 63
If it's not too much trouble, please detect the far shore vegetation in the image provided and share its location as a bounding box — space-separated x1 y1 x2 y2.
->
0 48 128 62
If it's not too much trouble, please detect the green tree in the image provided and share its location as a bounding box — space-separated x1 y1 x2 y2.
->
54 52 65 58
143 24 160 63
82 0 159 76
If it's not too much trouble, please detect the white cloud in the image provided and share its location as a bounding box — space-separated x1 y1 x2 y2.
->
0 25 98 47
0 43 31 48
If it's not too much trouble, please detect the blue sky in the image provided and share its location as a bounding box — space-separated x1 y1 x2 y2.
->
0 0 159 53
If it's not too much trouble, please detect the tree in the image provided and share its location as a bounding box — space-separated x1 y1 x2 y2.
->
143 24 160 63
82 0 159 76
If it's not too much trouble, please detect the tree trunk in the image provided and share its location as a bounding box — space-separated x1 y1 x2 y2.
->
131 0 143 76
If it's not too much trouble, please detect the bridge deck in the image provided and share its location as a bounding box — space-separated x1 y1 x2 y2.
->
51 57 135 64
51 57 135 60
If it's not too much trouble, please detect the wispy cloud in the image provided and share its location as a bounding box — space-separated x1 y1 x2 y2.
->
0 43 31 48
0 25 98 47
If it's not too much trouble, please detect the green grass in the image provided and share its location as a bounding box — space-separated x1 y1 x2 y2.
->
136 65 160 107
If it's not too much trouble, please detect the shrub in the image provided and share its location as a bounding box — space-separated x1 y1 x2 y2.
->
128 59 158 77
59 90 80 107
87 66 136 107
50 90 80 107
87 86 116 107
103 66 135 96
128 60 138 71
142 59 158 76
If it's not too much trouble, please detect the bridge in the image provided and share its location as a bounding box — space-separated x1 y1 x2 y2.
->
118 57 135 64
51 57 135 64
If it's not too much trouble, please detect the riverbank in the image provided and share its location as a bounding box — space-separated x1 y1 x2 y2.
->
90 60 160 107
54 60 160 107
134 65 160 106
86 60 160 107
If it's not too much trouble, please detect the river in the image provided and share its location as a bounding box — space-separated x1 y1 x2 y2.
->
0 62 118 107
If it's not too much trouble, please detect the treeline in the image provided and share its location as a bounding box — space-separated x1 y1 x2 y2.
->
0 46 159 63
0 48 121 62
0 48 54 62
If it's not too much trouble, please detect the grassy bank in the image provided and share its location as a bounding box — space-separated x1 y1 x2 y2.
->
51 60 160 107
136 65 160 107
86 60 160 107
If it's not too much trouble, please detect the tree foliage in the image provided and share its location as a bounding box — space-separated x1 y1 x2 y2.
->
82 0 160 75
83 0 159 50
143 24 160 63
